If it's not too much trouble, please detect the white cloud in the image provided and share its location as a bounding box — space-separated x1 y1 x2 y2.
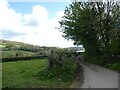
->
32 5 48 20
0 0 74 48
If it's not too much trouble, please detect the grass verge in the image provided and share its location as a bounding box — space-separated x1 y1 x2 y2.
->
85 56 120 72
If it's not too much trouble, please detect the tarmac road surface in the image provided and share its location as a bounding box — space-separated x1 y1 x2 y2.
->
72 62 119 88
81 62 119 88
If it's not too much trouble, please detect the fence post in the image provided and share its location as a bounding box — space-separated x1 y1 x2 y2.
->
48 50 54 69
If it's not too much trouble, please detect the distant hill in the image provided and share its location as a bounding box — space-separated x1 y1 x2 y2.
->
0 39 63 59
0 39 42 52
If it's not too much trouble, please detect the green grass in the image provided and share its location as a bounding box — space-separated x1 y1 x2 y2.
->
86 56 120 72
2 59 72 88
3 59 48 88
2 50 35 58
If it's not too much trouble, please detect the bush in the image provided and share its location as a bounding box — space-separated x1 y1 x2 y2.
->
38 57 79 82
2 56 48 62
85 56 104 65
106 63 120 72
85 55 120 72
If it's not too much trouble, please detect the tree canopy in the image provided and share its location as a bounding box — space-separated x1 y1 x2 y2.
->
59 1 120 57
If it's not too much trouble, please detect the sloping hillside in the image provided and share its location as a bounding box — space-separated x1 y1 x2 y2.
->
0 39 42 52
0 39 64 60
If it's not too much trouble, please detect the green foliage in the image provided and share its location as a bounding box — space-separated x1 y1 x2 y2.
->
59 2 120 55
59 1 120 69
105 63 120 72
86 56 104 65
38 57 79 82
86 55 120 72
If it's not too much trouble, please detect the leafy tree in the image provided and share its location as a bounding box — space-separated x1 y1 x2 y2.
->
59 1 120 59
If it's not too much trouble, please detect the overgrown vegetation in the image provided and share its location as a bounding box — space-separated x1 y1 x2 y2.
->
37 49 80 84
85 55 120 72
38 57 79 82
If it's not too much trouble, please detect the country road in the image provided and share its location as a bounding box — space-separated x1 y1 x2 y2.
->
72 62 119 88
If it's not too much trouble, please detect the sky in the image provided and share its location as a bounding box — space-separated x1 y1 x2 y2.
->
0 0 76 48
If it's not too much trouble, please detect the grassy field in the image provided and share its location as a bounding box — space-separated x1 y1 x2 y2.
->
2 50 35 58
2 59 71 88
